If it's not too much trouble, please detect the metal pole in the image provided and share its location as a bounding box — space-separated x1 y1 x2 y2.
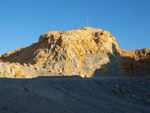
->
87 15 88 27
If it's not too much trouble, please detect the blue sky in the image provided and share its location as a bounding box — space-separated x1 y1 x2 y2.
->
0 0 150 55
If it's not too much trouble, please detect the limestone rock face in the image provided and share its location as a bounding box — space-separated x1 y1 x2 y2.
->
0 27 150 78
0 62 52 78
119 49 150 76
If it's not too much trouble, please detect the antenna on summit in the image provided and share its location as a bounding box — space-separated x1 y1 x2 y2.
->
87 14 89 27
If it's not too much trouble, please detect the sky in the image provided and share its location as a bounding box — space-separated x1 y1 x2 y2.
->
0 0 150 55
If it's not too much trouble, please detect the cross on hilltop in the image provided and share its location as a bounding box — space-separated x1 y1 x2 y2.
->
87 15 88 27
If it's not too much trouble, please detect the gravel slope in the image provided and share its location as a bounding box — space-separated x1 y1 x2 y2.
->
0 77 150 113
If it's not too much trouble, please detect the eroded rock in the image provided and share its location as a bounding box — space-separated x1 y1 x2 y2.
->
0 27 150 78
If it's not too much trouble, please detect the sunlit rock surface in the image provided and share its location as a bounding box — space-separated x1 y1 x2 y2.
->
0 27 150 78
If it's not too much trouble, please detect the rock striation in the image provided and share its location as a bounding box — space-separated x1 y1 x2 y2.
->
0 27 150 78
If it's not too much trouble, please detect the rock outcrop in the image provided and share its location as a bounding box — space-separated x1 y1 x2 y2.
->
119 49 150 76
0 27 150 78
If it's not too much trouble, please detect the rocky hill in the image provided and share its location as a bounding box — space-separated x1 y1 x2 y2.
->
0 27 150 78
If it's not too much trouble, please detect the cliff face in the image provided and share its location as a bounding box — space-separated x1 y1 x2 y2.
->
119 49 150 76
0 27 150 78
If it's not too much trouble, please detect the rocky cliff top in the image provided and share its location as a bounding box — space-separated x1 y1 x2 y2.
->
0 27 150 78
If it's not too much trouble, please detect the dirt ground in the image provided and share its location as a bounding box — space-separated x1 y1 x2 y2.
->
0 77 150 113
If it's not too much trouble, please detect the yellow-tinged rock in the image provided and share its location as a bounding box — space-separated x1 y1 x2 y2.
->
0 27 150 78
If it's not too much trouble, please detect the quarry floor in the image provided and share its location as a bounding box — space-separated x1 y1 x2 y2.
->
0 77 150 113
